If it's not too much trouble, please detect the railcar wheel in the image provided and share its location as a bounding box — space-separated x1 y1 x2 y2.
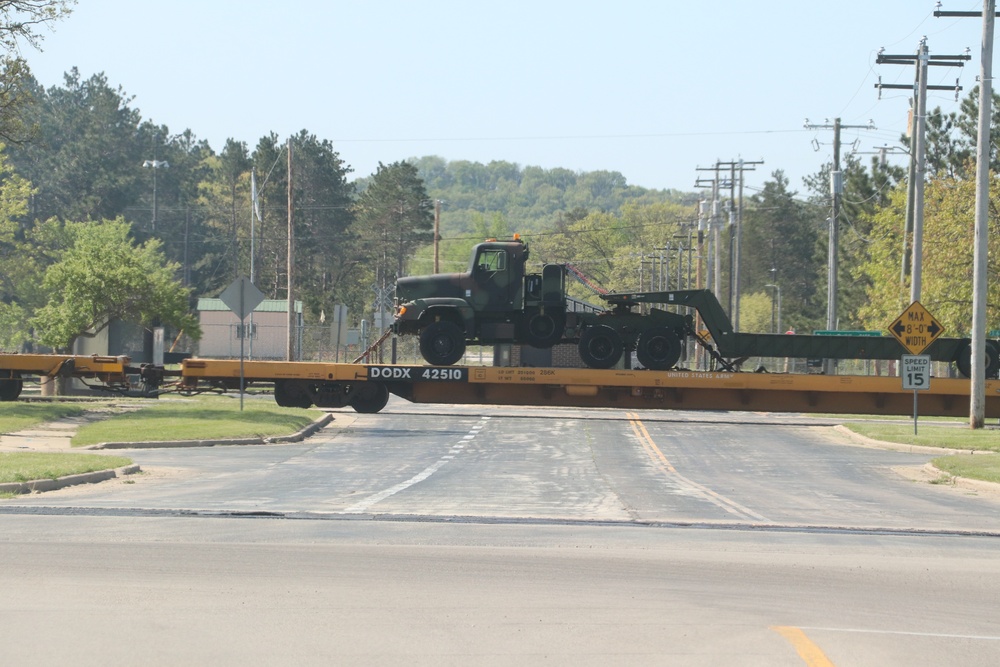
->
419 320 466 366
518 309 566 348
351 382 390 414
273 379 313 409
635 327 683 370
578 324 624 369
0 378 22 401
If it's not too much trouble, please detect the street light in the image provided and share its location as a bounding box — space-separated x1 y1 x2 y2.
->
765 284 781 334
142 159 169 233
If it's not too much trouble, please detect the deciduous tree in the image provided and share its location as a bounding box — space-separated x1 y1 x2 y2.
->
32 218 199 351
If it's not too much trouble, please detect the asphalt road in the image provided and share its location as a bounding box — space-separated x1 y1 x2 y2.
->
2 399 999 665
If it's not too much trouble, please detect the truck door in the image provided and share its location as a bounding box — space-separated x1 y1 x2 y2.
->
473 248 518 311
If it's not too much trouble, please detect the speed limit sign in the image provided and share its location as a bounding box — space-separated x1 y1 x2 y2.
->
901 354 931 391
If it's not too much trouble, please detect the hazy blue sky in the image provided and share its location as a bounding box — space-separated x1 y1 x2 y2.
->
22 1 994 193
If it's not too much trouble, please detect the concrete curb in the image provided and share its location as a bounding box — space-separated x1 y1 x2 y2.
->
0 464 141 496
83 413 334 450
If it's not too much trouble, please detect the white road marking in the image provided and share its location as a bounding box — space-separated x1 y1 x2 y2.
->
343 417 487 514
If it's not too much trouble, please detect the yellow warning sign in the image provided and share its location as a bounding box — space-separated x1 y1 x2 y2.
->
888 301 945 355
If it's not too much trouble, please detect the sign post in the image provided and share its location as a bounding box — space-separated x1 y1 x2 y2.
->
901 354 931 434
219 276 266 410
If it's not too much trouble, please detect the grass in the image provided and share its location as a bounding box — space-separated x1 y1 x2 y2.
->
71 395 323 446
844 423 1000 453
0 403 87 434
931 454 1000 485
0 451 133 484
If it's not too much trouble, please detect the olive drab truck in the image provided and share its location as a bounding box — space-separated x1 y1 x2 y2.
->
392 236 1000 377
392 235 708 371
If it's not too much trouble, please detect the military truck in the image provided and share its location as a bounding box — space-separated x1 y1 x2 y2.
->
392 236 1000 376
393 236 690 370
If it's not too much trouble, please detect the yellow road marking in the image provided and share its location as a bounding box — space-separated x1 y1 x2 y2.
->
771 626 836 667
625 412 767 521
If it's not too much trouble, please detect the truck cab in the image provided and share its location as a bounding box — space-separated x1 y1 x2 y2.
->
393 237 543 365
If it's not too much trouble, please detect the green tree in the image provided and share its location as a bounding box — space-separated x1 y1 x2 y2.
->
737 172 825 331
856 177 1000 336
32 218 199 351
923 87 1000 179
8 70 153 222
0 1 74 144
739 291 775 334
286 130 356 320
0 144 36 348
353 161 432 308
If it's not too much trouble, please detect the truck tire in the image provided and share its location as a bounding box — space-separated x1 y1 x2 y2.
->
419 320 466 366
351 382 390 414
0 378 22 401
578 324 624 369
955 340 1000 379
518 309 565 348
636 327 683 370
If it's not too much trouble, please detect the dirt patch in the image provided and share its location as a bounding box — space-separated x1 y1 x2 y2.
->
893 463 1000 501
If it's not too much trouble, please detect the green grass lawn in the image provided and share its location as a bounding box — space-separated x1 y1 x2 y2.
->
0 403 87 434
71 395 324 446
845 422 1000 452
931 454 1000 484
0 451 133 484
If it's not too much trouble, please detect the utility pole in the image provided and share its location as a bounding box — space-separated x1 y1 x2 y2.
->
936 2 997 428
286 137 295 361
803 119 876 338
695 166 729 309
876 42 968 299
695 159 760 330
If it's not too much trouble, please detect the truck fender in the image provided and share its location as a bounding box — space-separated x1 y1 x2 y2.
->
412 298 476 334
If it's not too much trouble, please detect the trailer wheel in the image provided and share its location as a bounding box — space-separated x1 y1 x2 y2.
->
419 320 466 366
636 327 683 371
0 378 23 401
579 324 624 369
955 340 1000 379
351 382 390 414
274 379 313 409
518 309 566 348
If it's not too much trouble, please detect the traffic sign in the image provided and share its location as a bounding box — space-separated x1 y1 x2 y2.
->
888 301 944 355
901 354 931 391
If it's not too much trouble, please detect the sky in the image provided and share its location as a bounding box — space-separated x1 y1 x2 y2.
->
20 0 998 194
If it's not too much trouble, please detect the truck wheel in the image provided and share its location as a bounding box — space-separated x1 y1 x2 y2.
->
636 327 683 370
419 320 466 366
579 325 624 369
351 382 390 414
518 309 565 348
0 378 23 401
955 340 1000 379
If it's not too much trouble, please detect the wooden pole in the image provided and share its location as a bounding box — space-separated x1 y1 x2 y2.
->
286 137 295 361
